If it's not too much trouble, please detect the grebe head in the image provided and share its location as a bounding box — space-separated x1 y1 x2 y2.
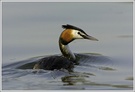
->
60 24 98 45
59 24 98 61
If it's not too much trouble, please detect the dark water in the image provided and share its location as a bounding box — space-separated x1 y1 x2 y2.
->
2 53 133 90
2 2 133 90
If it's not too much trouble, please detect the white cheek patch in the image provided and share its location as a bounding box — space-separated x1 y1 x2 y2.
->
71 30 83 39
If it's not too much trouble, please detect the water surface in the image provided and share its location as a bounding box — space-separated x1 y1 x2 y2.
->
2 2 133 90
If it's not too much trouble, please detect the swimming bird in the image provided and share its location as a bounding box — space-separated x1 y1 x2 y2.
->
33 24 98 72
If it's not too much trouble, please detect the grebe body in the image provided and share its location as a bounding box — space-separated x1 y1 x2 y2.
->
33 55 74 72
33 24 98 72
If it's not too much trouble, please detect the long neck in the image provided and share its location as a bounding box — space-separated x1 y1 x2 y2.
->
59 39 76 61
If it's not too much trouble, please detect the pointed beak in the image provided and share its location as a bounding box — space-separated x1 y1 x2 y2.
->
83 34 98 41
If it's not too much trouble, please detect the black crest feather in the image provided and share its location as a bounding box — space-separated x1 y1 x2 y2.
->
62 24 85 33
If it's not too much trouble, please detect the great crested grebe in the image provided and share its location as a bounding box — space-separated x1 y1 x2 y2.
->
33 24 98 72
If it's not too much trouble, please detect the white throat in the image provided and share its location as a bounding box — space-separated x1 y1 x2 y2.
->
59 42 76 61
